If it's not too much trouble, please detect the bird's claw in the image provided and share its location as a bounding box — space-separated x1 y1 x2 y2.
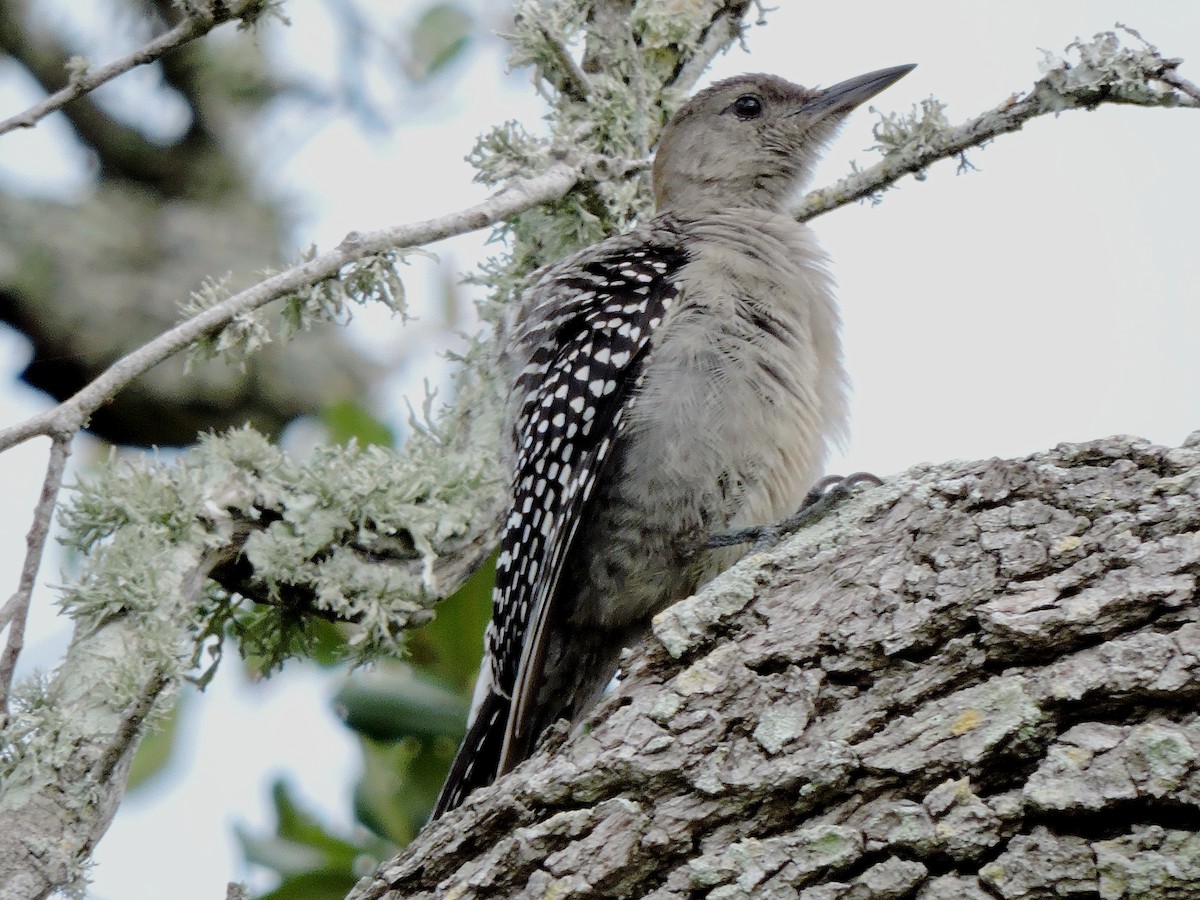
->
701 471 882 552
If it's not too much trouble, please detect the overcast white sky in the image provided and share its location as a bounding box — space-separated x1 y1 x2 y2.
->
2 2 1199 898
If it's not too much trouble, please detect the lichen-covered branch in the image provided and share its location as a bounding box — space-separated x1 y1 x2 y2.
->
670 1 757 94
0 161 580 454
0 540 221 898
350 434 1200 899
0 413 508 895
796 28 1197 221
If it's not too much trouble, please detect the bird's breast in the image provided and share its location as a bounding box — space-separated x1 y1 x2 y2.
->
626 212 847 529
572 212 849 629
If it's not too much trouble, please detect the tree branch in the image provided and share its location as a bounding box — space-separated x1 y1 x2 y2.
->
0 409 516 895
0 437 71 719
1161 68 1200 104
0 544 231 899
0 0 257 138
0 161 580 453
349 434 1200 899
530 19 592 103
796 29 1196 222
670 1 754 94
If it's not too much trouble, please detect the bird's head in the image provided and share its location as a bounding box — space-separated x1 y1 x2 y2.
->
652 65 915 214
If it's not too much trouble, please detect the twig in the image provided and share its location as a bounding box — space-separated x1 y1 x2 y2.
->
1161 69 1200 104
671 1 754 94
0 8 228 138
91 669 170 784
0 436 72 718
0 162 581 454
535 22 591 102
796 34 1197 222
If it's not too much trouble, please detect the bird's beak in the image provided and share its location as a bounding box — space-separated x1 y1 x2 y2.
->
791 64 916 118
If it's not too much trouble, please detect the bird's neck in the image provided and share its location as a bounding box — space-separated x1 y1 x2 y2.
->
660 205 812 254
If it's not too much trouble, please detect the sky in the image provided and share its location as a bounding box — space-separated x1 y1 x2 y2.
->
2 2 1200 898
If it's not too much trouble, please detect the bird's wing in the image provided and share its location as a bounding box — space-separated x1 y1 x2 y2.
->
499 247 687 771
432 235 686 817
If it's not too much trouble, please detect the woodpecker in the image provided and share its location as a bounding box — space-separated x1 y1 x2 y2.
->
433 65 915 818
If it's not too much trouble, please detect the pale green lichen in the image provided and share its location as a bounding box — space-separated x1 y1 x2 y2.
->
65 55 91 82
50 379 505 679
632 0 737 84
633 0 727 50
870 97 952 159
687 826 864 891
284 249 414 336
752 701 810 755
180 249 412 369
507 0 590 81
1096 828 1200 899
480 0 724 281
1 673 66 785
1037 28 1178 110
468 121 552 185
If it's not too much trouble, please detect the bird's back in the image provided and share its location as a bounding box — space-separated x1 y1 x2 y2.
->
434 209 846 816
432 64 913 819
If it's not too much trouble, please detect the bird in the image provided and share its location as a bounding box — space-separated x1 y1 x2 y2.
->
433 64 915 819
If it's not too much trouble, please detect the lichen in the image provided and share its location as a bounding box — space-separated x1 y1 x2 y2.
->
180 248 412 368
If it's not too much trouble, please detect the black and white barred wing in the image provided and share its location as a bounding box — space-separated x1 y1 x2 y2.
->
432 240 685 818
498 247 686 768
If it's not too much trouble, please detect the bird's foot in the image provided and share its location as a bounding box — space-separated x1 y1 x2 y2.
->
703 472 883 552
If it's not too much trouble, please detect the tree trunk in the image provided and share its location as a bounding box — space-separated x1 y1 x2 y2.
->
350 433 1200 899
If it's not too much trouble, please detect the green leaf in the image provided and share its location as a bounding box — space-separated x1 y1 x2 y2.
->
257 870 360 900
320 400 395 448
404 552 494 689
306 618 350 667
238 831 329 878
352 738 422 845
351 732 460 843
238 780 393 899
409 3 474 80
334 666 467 743
397 732 460 824
126 691 185 793
266 781 361 860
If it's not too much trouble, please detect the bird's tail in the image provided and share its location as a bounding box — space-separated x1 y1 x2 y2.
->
431 687 510 820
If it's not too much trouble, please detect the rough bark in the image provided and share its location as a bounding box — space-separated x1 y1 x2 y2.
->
350 433 1200 899
0 550 221 899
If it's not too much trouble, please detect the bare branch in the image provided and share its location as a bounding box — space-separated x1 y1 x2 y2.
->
0 161 580 453
0 437 71 719
0 1 248 138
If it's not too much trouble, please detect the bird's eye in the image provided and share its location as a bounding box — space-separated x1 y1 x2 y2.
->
731 94 764 119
